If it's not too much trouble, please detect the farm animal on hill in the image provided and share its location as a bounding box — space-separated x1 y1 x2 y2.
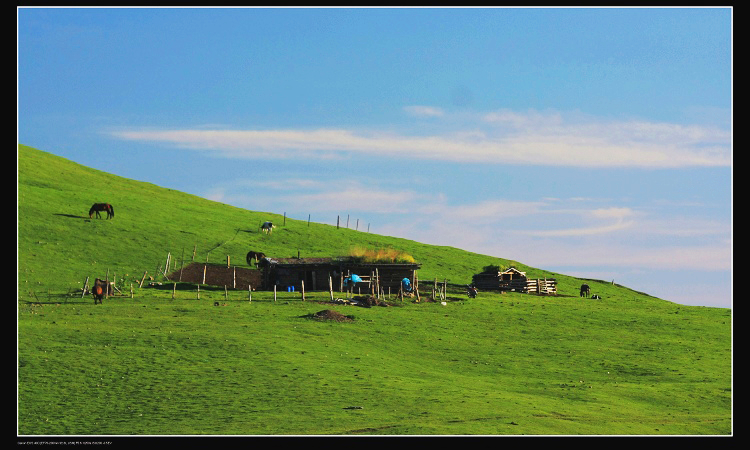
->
246 251 266 266
591 294 602 299
89 203 114 219
467 285 478 298
580 284 591 298
91 278 111 304
260 222 275 234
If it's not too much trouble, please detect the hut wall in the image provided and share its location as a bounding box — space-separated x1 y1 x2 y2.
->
265 262 419 292
266 264 342 292
173 263 263 290
342 264 418 291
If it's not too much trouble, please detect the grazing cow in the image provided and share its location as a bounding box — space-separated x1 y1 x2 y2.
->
91 278 111 304
261 222 275 234
246 251 266 266
89 203 114 219
580 284 591 298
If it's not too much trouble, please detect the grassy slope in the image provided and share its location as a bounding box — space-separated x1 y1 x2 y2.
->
17 144 732 435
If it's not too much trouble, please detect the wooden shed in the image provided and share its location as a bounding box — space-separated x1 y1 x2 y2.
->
260 257 421 293
472 267 556 295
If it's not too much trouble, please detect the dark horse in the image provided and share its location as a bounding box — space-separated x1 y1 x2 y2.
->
89 203 114 219
246 251 266 266
580 283 591 298
92 278 111 304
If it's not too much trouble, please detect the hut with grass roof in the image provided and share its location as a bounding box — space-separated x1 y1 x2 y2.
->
260 256 421 293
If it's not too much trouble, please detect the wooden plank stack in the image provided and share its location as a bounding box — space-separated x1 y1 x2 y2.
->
472 269 557 295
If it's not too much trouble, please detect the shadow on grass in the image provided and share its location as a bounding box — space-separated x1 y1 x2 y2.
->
54 213 89 220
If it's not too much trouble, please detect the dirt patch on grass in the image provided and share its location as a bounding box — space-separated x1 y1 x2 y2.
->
306 309 355 323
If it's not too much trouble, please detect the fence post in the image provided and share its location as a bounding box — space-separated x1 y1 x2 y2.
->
179 248 185 281
81 276 89 298
164 253 171 278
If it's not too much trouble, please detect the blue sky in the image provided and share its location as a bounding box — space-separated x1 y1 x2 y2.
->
18 7 732 308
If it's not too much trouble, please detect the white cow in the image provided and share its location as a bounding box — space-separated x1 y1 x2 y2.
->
261 221 276 234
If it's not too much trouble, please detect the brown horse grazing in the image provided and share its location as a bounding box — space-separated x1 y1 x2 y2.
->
89 203 114 219
246 251 266 266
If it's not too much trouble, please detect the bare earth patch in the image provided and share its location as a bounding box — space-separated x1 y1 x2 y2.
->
306 309 355 323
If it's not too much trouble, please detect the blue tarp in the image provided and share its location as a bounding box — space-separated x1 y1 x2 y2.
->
401 278 412 292
344 274 363 286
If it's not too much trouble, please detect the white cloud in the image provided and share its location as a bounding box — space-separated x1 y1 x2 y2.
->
528 241 731 272
374 193 730 272
482 108 564 129
283 185 420 214
403 105 445 117
109 108 731 169
428 199 547 222
204 177 426 216
589 207 635 220
519 220 636 237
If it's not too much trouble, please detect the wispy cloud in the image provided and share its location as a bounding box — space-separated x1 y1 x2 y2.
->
381 207 730 272
403 105 445 118
202 177 426 216
109 108 730 169
282 184 420 214
519 206 637 237
519 220 635 237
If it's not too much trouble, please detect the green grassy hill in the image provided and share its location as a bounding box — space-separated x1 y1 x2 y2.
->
17 144 732 435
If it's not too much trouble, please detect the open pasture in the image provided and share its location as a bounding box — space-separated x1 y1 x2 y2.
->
18 287 731 435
